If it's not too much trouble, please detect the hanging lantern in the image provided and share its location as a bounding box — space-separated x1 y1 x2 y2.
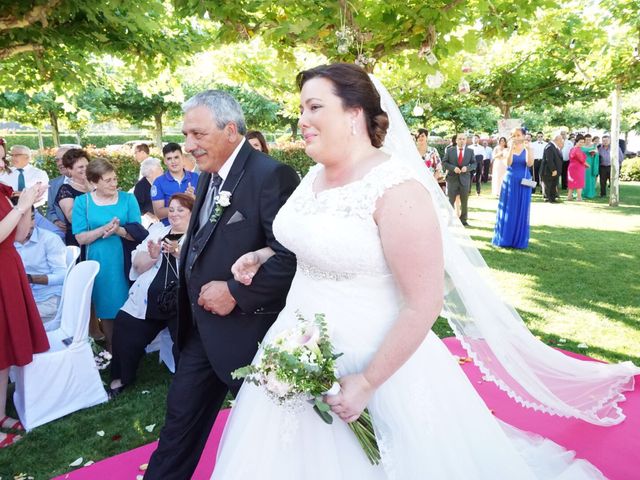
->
412 105 425 117
336 26 355 54
461 62 472 73
426 71 445 89
423 48 437 65
458 79 470 94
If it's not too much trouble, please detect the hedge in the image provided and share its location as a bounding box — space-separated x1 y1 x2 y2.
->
1 133 185 150
35 143 316 193
620 157 640 182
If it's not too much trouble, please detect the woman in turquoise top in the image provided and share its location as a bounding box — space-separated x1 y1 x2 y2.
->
581 134 599 199
73 158 141 350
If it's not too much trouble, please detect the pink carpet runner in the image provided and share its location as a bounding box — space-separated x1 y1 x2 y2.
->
54 337 639 479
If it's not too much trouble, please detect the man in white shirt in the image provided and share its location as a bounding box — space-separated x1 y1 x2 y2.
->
481 139 492 183
531 132 547 193
560 131 574 190
469 134 485 195
0 146 49 204
15 208 67 325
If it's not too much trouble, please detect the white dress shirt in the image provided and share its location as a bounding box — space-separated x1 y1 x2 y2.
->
0 164 50 207
14 227 66 302
532 140 546 160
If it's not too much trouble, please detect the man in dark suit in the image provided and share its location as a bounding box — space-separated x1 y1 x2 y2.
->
146 90 300 480
442 132 476 226
540 131 564 203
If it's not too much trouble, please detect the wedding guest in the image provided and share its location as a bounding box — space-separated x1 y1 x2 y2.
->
492 128 534 249
109 193 193 398
581 134 599 199
442 132 475 226
55 148 91 248
134 157 164 227
15 208 66 325
45 147 70 231
567 134 587 201
416 128 445 192
597 134 624 197
491 137 508 196
540 131 564 203
0 146 49 205
0 138 8 175
152 143 198 226
481 139 492 182
469 134 485 195
0 182 49 448
531 132 546 194
246 130 269 153
73 158 142 351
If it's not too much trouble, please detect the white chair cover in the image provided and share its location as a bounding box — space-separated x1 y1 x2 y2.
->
145 328 176 373
13 260 108 431
44 245 81 332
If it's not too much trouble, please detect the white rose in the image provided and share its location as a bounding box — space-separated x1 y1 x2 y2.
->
296 323 320 350
217 191 232 207
265 372 292 398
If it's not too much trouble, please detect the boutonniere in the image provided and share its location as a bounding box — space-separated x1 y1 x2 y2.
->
209 191 232 223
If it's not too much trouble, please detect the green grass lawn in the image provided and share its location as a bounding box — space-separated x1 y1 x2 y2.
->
2 182 639 479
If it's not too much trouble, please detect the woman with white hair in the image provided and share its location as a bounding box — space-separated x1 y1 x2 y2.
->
134 157 164 227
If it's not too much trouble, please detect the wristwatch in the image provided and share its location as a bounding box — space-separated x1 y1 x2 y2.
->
27 274 33 283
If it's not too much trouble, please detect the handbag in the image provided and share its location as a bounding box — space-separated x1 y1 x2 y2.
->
520 178 537 189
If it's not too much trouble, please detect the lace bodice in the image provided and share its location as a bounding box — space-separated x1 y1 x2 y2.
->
273 156 417 279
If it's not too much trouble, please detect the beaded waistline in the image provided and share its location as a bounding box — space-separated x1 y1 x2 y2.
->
298 262 356 281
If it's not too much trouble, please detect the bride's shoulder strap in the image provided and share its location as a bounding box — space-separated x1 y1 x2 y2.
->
364 156 417 203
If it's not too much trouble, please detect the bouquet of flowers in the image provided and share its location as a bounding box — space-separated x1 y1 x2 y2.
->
232 311 381 465
89 338 112 370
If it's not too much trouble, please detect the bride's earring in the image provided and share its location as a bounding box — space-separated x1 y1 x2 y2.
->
351 120 356 136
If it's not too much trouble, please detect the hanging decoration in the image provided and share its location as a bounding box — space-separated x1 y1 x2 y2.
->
461 62 473 73
335 4 355 54
458 79 470 94
418 25 438 65
426 71 445 89
412 104 425 117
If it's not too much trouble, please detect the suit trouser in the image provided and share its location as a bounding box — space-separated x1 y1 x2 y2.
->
482 159 491 182
599 165 611 196
111 310 177 385
146 328 238 480
447 180 469 223
540 175 559 202
473 155 484 194
561 161 569 189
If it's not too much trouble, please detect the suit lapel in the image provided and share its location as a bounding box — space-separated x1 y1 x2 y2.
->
188 141 254 263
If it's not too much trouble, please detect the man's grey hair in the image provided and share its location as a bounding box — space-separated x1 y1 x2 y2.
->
183 90 247 135
11 145 31 157
140 157 162 178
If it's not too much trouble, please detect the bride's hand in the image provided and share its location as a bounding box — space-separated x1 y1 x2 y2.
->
231 251 262 285
325 374 375 423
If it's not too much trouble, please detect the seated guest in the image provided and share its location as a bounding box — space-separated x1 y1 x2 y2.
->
14 208 66 325
134 157 164 227
55 148 91 248
246 130 269 153
151 143 198 226
108 193 193 398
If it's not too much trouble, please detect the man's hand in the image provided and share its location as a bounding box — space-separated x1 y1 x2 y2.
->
461 166 467 173
198 280 236 316
551 170 558 177
454 167 461 174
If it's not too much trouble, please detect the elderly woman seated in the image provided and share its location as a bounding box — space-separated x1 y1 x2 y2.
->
108 193 193 398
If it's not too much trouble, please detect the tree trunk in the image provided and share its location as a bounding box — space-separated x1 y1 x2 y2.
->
154 111 163 152
75 132 82 145
48 110 60 147
501 104 511 118
609 84 621 207
37 130 44 151
289 119 298 140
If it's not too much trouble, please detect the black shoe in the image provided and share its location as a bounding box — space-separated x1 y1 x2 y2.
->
461 221 470 227
107 385 126 400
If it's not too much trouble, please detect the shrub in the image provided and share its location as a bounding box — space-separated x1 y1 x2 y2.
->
1 133 184 150
269 142 314 176
620 157 640 181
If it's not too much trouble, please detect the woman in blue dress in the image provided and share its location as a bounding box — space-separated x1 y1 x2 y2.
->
73 158 142 350
492 128 534 249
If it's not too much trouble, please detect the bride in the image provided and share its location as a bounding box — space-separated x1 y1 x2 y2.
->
211 63 637 479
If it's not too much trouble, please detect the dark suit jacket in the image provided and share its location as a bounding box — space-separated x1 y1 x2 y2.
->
442 146 476 189
541 142 563 177
178 141 300 384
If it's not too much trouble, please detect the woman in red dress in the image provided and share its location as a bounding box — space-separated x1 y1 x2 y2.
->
0 174 49 448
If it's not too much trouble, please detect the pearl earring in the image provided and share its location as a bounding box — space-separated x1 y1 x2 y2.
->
351 120 356 136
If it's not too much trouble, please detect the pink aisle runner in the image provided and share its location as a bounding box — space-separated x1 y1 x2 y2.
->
54 337 639 479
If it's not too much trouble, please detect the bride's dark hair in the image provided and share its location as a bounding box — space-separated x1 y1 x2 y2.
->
296 63 389 148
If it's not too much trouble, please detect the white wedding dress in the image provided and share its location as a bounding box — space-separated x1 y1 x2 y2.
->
211 157 604 480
